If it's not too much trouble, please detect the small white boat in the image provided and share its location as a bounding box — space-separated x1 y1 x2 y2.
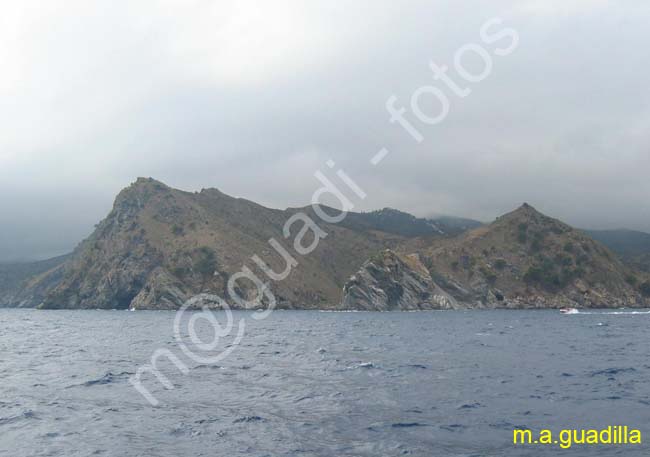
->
560 307 579 314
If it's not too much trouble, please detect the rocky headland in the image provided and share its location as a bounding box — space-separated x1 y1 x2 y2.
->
2 179 649 310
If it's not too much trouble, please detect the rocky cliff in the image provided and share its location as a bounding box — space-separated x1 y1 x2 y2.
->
9 178 412 309
4 180 648 310
0 255 68 308
341 250 457 310
342 204 650 309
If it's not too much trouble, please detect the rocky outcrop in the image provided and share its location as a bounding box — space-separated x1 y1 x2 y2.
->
347 204 650 309
341 250 457 310
12 178 420 310
1 261 67 308
4 179 649 311
129 267 189 310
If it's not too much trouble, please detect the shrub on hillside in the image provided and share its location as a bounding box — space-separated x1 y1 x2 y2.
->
640 281 650 297
524 255 581 291
517 223 528 243
480 266 497 284
195 247 217 276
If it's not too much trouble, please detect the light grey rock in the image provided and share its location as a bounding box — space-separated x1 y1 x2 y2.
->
130 267 189 310
341 250 457 310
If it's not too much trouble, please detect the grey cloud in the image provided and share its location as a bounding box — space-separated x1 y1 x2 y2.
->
1 0 649 260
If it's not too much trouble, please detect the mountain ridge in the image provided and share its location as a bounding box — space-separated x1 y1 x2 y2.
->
343 203 650 309
2 179 648 310
5 178 412 309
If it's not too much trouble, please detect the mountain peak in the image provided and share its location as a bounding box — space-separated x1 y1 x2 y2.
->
132 177 168 189
498 202 547 222
119 177 170 196
111 178 172 218
516 202 537 213
374 207 409 216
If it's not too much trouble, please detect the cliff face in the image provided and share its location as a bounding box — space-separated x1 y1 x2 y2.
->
0 256 68 308
5 180 649 310
343 204 649 309
341 250 457 310
17 178 410 310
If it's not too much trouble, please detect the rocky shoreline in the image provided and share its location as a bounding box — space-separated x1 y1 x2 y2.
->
2 180 649 311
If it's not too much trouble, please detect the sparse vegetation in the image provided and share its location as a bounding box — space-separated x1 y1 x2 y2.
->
369 251 387 265
576 253 589 266
517 223 528 243
195 247 217 276
569 266 584 280
524 265 560 289
554 253 573 267
172 266 189 278
480 266 497 284
524 255 583 291
640 281 650 297
9 178 647 311
531 232 544 252
460 255 476 270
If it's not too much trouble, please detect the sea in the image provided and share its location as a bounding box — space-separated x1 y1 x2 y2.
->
0 308 649 456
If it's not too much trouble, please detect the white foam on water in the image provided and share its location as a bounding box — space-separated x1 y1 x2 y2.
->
577 310 650 315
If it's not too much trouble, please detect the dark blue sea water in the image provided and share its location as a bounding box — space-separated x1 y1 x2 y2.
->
0 309 649 456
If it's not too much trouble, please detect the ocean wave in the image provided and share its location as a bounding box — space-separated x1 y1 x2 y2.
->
233 416 265 423
392 422 429 428
71 371 134 388
589 367 636 377
0 410 39 426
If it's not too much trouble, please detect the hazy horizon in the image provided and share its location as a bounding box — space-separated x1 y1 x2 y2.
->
3 175 649 263
2 0 649 261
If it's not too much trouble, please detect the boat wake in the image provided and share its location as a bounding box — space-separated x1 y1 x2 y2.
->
576 310 650 315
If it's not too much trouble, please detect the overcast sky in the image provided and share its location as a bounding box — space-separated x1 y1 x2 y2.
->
1 0 649 261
